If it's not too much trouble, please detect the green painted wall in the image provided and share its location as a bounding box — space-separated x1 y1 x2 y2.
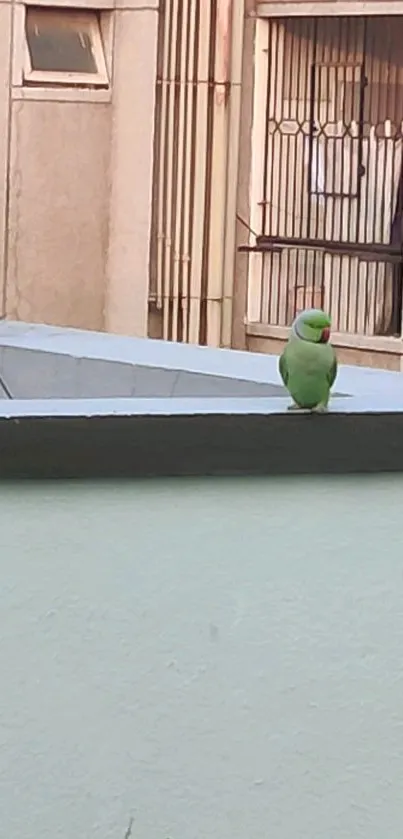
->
0 477 402 839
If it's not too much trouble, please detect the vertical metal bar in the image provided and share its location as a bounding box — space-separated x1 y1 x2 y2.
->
378 18 394 335
275 20 288 242
355 27 367 242
163 0 180 340
275 19 293 325
180 0 197 343
363 16 380 335
342 17 352 332
199 0 218 346
188 1 211 344
290 17 305 319
205 0 232 347
334 18 345 332
293 17 313 314
305 17 318 309
311 17 327 314
156 0 173 310
280 20 294 324
221 0 244 346
346 17 362 334
171 0 189 342
393 150 403 337
354 16 368 334
149 0 165 308
398 149 403 338
260 20 276 324
306 20 318 234
298 17 313 243
390 35 403 336
289 21 303 241
262 19 274 237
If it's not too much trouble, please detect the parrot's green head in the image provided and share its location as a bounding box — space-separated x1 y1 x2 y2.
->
292 308 331 344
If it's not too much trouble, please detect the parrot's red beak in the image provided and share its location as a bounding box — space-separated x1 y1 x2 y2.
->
321 326 330 343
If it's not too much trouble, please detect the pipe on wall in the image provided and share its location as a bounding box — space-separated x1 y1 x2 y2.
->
181 0 197 343
188 1 211 344
156 0 172 311
162 0 180 340
153 0 244 347
205 0 232 348
221 0 244 347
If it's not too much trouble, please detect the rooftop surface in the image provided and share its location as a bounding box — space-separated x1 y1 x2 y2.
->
0 321 402 477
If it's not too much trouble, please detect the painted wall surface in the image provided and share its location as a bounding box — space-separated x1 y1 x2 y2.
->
0 476 402 839
0 2 158 335
7 101 111 330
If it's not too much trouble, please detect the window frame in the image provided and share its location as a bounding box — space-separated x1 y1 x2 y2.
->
308 62 364 199
23 7 109 88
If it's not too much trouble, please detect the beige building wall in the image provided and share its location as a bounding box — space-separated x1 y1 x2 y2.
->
0 0 158 335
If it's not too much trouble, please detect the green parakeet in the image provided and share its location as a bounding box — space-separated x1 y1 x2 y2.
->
279 308 337 413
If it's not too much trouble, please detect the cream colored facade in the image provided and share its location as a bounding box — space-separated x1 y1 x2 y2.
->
3 0 403 371
0 0 158 335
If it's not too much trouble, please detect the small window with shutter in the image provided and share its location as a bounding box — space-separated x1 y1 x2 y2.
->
24 7 109 87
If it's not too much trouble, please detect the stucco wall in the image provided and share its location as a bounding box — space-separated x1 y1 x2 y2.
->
7 100 111 329
0 2 11 314
0 0 158 335
1 476 402 838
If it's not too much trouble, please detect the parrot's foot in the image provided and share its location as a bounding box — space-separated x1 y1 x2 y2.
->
312 402 329 414
287 401 329 414
287 402 303 412
287 402 311 413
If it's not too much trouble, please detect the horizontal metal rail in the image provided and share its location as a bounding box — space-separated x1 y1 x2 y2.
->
239 237 403 263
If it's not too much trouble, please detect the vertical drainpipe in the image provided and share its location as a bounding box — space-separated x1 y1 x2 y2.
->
221 0 244 347
205 0 245 348
205 0 232 347
188 3 212 344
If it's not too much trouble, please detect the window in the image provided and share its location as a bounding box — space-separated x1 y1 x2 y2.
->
24 7 109 87
309 63 363 198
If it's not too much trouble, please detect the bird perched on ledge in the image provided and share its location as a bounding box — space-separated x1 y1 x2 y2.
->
278 308 338 413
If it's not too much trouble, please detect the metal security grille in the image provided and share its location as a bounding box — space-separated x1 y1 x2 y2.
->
245 16 403 336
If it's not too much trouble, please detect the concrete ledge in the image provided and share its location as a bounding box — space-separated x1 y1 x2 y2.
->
0 408 403 477
0 321 402 477
0 320 400 395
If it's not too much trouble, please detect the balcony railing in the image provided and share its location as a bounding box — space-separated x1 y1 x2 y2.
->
240 238 403 339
